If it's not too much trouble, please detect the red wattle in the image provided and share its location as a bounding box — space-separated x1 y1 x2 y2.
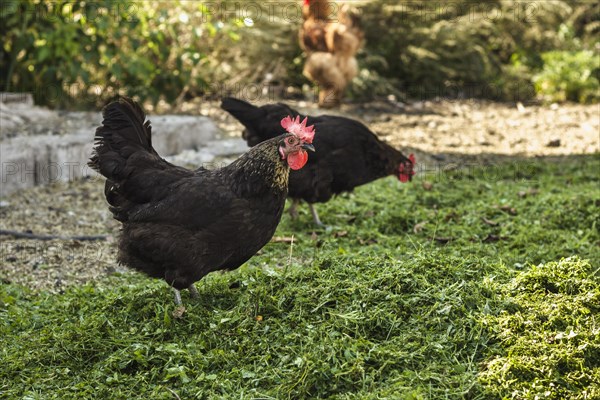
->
287 150 308 170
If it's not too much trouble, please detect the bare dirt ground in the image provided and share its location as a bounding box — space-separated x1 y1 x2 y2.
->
200 98 599 159
1 99 598 292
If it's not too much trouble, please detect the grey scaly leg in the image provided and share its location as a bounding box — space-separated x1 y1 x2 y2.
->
288 198 300 219
309 204 324 227
188 284 199 299
173 288 182 305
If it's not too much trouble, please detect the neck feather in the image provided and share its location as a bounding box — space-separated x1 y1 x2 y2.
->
228 137 290 195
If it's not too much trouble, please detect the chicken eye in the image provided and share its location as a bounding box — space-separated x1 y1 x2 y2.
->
287 137 297 145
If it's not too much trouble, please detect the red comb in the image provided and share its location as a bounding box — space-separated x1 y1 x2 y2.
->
281 115 315 143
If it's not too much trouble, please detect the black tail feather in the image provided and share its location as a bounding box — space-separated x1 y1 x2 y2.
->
221 97 301 147
221 97 270 146
220 97 264 124
89 97 155 181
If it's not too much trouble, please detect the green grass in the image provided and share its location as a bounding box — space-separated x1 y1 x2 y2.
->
1 155 599 399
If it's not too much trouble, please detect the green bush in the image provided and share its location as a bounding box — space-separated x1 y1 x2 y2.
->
359 0 599 102
1 0 598 107
1 1 256 108
533 50 600 103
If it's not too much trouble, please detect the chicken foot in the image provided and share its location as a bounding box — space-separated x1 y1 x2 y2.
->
172 289 187 318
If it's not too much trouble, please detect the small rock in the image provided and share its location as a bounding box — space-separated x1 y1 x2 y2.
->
580 122 595 132
518 188 540 198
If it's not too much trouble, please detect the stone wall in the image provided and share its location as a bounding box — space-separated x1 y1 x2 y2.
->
0 97 219 196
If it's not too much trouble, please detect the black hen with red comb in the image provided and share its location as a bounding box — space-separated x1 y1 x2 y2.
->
90 97 315 305
221 97 415 226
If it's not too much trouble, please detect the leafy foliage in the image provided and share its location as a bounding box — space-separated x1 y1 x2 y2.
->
1 155 599 398
358 0 599 102
533 50 600 103
1 0 598 106
1 1 250 107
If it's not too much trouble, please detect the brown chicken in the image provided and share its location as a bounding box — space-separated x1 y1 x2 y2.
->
300 0 364 108
89 98 315 305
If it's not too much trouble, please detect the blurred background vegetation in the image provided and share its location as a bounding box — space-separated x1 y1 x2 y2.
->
1 0 599 109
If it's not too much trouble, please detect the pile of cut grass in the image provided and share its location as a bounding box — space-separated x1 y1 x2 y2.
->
479 257 599 399
1 155 598 399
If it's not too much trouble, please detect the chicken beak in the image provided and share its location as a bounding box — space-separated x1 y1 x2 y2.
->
301 143 315 152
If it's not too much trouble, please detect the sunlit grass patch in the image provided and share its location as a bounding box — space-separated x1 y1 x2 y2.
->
1 155 598 399
478 257 599 400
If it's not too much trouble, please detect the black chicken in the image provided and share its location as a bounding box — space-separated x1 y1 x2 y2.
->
89 97 315 305
221 97 415 226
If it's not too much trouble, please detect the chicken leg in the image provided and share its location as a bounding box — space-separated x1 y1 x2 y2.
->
309 204 324 227
172 289 187 318
173 288 183 305
288 198 301 219
188 284 199 299
174 285 200 305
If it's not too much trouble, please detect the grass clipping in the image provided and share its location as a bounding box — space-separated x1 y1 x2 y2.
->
0 156 598 399
479 257 600 399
